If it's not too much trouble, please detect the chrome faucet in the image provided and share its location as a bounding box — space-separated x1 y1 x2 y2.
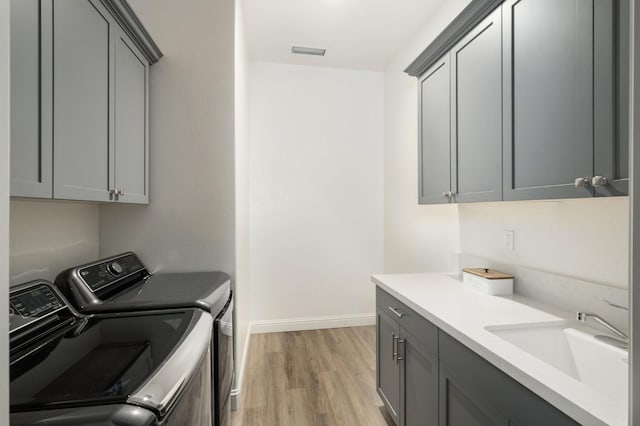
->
576 312 629 350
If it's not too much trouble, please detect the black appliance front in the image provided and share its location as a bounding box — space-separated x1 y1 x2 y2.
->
55 252 234 426
10 281 213 426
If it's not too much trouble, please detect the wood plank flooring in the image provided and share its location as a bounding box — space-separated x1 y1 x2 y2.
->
231 326 394 426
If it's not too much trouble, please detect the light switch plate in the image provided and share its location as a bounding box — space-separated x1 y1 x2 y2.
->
504 230 515 251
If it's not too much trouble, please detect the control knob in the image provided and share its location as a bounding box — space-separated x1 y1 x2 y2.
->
108 262 124 276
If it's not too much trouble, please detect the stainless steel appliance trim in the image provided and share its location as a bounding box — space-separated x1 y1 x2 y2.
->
128 310 213 417
202 279 231 307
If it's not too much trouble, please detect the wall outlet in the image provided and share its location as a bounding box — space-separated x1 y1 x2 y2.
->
503 230 515 251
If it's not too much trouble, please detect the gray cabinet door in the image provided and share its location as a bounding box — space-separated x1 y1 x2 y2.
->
439 362 506 426
377 309 400 425
114 28 149 204
450 6 502 203
594 0 630 197
439 331 579 426
52 0 114 202
400 328 438 426
419 56 451 204
502 0 594 200
10 0 52 198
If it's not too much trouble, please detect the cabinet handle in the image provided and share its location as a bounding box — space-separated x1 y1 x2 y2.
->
392 332 397 360
592 176 609 187
396 339 405 363
117 189 125 197
109 189 116 200
574 177 590 188
441 191 452 198
388 306 405 318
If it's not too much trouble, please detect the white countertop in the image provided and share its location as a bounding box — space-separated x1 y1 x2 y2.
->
372 273 627 426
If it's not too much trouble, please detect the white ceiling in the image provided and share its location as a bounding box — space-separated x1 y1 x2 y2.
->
243 0 446 71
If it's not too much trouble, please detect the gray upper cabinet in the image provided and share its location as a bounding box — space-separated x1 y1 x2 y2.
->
419 56 451 205
502 0 594 201
419 7 502 205
114 28 149 204
10 0 53 198
408 0 630 203
10 0 161 204
593 0 630 197
53 0 113 202
450 6 502 203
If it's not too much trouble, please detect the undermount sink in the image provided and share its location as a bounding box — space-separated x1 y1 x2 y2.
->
486 321 628 400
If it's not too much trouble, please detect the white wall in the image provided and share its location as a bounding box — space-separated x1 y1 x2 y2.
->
99 0 236 277
249 62 384 328
383 1 468 274
0 0 10 420
458 198 629 288
233 0 251 405
10 200 99 285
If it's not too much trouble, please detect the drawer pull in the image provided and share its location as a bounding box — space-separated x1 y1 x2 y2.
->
388 306 405 318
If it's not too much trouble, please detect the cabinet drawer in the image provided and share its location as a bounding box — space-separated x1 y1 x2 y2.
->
439 330 578 426
376 287 438 356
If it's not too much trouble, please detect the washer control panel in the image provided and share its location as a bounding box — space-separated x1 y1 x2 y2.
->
10 282 66 333
78 253 146 292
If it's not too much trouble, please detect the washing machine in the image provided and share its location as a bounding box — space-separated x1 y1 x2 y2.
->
10 280 213 425
55 252 233 426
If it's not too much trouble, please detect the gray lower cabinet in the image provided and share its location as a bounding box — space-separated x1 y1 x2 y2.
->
10 0 53 198
377 288 439 426
377 309 401 424
401 328 438 426
439 362 506 426
10 0 157 204
439 331 579 426
376 288 578 426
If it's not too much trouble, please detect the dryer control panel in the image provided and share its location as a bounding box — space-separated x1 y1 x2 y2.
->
10 281 67 334
54 252 150 311
78 253 146 292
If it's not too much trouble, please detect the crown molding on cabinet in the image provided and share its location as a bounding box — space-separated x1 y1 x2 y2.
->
100 0 163 64
404 0 503 77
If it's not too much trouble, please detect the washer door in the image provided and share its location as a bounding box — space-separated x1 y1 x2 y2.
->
10 310 198 412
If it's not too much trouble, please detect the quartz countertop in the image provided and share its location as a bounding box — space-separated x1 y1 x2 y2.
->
372 272 627 426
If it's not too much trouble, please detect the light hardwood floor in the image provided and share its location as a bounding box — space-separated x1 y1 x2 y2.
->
231 326 394 426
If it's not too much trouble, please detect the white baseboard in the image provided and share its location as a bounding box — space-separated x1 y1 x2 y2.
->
231 322 252 411
250 313 376 334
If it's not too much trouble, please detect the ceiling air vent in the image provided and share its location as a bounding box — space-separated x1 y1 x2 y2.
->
291 46 326 56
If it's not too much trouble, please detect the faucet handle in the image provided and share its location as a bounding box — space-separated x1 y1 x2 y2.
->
601 298 629 311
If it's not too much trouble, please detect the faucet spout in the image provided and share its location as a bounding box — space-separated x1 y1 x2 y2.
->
576 312 628 341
